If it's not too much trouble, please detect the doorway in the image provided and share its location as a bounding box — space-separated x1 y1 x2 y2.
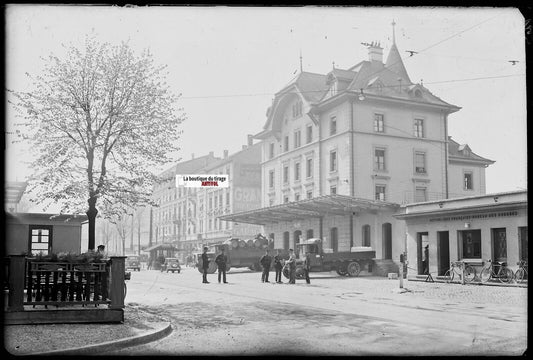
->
382 223 392 259
437 231 450 276
492 228 507 262
416 232 429 275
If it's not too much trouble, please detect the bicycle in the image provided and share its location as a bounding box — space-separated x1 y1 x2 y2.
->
514 260 528 284
443 261 476 284
480 259 514 284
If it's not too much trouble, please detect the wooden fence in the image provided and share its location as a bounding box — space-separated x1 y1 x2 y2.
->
4 255 126 324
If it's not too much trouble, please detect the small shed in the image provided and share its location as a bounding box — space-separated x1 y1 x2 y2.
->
5 212 88 256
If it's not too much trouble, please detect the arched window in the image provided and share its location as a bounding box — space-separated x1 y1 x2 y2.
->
283 231 290 250
330 227 338 252
362 225 371 247
306 229 314 239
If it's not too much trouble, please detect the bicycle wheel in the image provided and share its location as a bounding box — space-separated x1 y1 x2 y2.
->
463 265 476 283
444 269 454 283
515 268 525 283
499 268 514 283
480 267 492 283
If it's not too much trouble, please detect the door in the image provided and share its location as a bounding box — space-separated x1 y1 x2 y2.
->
437 231 450 276
492 228 507 263
382 223 392 259
416 232 429 275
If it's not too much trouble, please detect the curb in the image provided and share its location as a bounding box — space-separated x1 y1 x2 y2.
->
28 322 173 356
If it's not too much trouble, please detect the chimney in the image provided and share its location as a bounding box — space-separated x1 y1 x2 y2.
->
247 134 254 147
209 151 214 158
242 145 247 150
223 149 228 158
191 153 195 159
368 41 383 63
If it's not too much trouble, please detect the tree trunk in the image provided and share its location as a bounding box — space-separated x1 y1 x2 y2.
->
87 197 98 250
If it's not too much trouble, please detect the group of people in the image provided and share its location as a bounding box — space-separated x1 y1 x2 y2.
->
200 246 311 285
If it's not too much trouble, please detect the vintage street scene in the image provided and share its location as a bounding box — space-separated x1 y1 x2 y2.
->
3 5 528 357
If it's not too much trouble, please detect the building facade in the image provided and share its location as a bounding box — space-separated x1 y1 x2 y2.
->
188 137 263 251
221 30 494 274
395 190 527 278
149 137 263 261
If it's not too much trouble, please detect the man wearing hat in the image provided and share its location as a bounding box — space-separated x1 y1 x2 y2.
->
215 247 228 284
201 246 210 284
260 249 272 283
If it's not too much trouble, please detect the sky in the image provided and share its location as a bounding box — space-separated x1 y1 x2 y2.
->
5 5 528 212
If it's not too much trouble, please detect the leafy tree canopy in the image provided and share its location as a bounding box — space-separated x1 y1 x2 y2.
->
9 36 186 248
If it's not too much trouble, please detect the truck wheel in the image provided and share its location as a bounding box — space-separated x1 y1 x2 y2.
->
347 261 361 277
336 268 347 276
208 262 217 274
226 265 231 272
295 266 305 279
282 265 290 279
253 263 262 272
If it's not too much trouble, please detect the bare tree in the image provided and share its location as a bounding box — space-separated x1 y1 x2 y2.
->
9 36 185 249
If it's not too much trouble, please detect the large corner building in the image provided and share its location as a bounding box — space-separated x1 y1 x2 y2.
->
221 31 495 275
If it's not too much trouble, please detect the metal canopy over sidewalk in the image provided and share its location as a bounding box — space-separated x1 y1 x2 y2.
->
219 194 399 225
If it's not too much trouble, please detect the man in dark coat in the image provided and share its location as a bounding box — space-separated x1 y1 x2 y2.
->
201 247 210 284
215 247 228 284
274 249 284 284
260 249 272 283
304 251 311 284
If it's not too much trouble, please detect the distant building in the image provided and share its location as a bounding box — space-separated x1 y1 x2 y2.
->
150 152 221 251
191 136 263 250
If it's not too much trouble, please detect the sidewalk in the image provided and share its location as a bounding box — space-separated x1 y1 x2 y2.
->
3 306 171 356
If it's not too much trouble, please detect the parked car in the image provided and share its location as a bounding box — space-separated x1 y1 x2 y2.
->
162 258 181 273
125 255 141 271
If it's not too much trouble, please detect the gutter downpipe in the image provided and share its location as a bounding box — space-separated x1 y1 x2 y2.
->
349 100 355 248
444 111 449 199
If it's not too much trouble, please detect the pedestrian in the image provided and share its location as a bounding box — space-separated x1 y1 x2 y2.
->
274 249 284 283
260 249 272 283
147 257 153 270
286 248 296 284
201 246 210 284
215 247 228 284
96 244 107 258
423 245 429 275
304 251 311 284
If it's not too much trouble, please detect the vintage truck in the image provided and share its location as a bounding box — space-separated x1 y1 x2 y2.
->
283 238 376 279
196 237 289 273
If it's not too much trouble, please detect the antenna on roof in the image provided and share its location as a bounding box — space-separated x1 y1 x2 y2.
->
299 49 303 72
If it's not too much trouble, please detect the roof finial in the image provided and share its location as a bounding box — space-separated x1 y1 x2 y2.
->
299 50 303 72
392 19 396 45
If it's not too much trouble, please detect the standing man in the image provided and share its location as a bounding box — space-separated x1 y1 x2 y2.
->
304 251 311 284
286 249 296 284
260 249 272 283
201 246 210 284
215 247 228 284
274 249 284 284
423 245 429 275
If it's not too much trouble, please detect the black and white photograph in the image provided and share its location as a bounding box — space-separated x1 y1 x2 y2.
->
4 4 528 356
